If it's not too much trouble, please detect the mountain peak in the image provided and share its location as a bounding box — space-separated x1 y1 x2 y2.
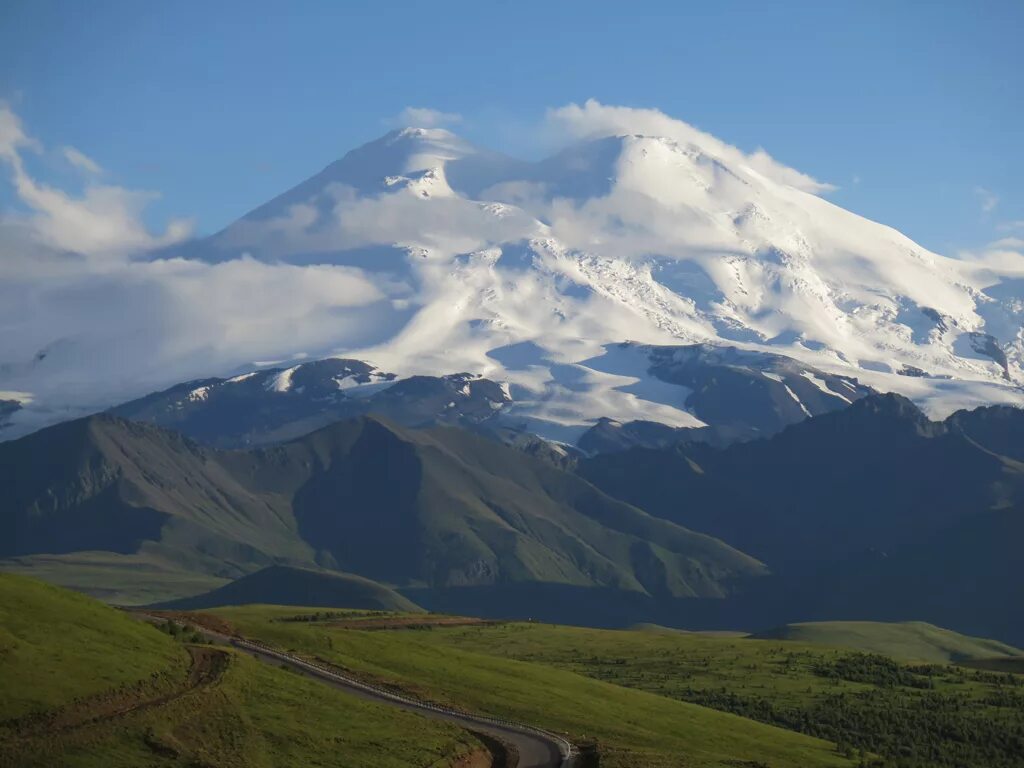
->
6 119 1023 441
846 392 929 422
781 392 939 442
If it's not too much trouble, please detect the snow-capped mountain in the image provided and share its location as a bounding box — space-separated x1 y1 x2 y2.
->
4 121 1023 441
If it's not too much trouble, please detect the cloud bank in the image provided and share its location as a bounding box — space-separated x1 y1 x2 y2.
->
392 106 463 128
0 106 391 420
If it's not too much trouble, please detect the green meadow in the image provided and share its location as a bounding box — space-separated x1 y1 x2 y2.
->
0 575 485 768
209 605 859 768
208 606 1024 768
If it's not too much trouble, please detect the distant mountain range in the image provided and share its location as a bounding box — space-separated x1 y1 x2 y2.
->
100 344 875 452
0 412 763 610
579 394 1024 643
2 393 1023 643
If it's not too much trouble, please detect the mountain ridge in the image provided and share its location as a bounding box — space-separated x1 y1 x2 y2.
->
0 411 765 607
578 393 1024 642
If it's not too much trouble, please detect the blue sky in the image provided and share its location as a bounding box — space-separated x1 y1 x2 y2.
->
1 0 1021 253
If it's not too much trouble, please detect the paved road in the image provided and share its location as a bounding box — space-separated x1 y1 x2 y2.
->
142 615 574 768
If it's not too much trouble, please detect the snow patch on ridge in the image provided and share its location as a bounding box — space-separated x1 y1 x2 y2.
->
265 366 300 393
187 385 212 402
800 371 853 403
783 384 813 417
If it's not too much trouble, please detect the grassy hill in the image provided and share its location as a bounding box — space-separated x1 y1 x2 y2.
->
0 572 185 721
8 575 1021 768
1 414 765 615
0 574 491 767
263 614 1021 768
152 564 423 612
752 621 1024 663
207 604 859 768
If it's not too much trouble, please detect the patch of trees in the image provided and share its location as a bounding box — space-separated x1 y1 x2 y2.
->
680 654 1024 767
275 610 384 623
813 653 935 689
154 619 203 644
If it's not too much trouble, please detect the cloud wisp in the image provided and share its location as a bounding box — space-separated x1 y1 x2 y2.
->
975 186 1000 213
62 146 103 174
391 106 463 128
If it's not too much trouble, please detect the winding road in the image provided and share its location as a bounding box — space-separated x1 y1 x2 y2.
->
143 615 575 768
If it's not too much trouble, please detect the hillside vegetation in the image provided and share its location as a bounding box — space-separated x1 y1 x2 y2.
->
207 604 858 768
0 575 488 768
0 573 185 721
409 620 1024 768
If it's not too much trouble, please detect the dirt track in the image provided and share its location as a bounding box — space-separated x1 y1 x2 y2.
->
0 644 229 768
3 646 227 740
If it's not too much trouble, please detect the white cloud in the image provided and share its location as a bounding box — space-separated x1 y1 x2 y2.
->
989 237 1024 250
974 186 999 213
391 106 463 129
1 105 191 257
0 103 39 160
957 237 1024 277
10 169 192 257
0 251 389 406
546 99 837 195
0 107 397 424
997 220 1024 232
62 145 102 174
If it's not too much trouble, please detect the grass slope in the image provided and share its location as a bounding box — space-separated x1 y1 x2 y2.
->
208 604 857 768
9 652 484 768
0 573 186 720
153 564 423 612
405 620 1024 768
752 621 1024 663
0 575 485 767
0 551 229 605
